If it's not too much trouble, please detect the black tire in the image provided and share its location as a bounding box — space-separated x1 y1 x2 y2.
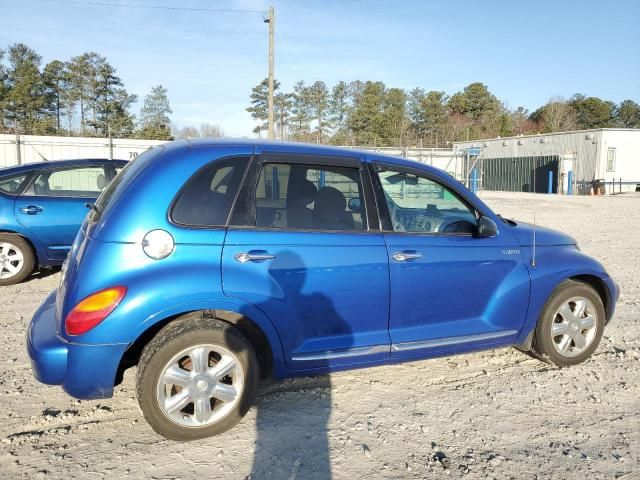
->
136 313 259 441
0 233 36 286
531 280 605 367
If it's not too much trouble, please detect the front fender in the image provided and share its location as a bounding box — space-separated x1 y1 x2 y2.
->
517 246 618 342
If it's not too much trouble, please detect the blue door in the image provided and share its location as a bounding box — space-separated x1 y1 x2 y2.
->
14 165 108 261
373 163 531 359
222 154 390 371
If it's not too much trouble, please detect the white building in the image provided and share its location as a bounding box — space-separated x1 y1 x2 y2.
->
454 128 640 194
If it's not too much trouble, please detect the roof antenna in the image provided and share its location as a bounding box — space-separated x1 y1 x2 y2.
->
531 163 536 267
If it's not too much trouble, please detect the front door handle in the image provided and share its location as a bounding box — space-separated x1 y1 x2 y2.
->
19 205 43 215
234 251 276 263
392 251 423 261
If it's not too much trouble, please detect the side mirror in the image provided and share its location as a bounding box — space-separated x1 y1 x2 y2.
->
476 216 498 238
348 197 361 212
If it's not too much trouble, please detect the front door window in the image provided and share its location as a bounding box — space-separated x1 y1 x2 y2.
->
377 168 477 234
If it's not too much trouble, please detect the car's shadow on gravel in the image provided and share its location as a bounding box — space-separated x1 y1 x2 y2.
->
239 250 350 479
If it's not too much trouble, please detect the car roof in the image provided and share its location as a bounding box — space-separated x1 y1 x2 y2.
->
162 138 439 175
0 158 127 177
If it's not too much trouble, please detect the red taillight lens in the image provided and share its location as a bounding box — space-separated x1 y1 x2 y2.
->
65 286 127 335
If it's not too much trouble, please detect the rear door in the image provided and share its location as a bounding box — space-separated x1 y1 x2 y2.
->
222 151 390 371
372 162 531 359
14 164 108 261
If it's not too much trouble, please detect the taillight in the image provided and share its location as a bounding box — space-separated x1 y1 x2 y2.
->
65 286 127 335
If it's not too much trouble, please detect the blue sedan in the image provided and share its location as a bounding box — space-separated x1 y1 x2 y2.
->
27 141 618 440
0 159 127 285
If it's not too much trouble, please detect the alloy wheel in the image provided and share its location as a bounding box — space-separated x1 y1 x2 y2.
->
551 296 598 358
155 344 245 428
0 242 24 280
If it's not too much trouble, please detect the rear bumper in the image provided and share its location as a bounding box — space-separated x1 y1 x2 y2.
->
27 290 128 400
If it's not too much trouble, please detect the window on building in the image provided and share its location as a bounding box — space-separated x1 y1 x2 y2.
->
606 148 616 172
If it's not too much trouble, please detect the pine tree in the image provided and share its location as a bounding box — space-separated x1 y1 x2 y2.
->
4 43 48 134
348 81 386 145
247 78 280 136
42 60 68 133
138 85 172 140
289 81 311 141
308 81 331 143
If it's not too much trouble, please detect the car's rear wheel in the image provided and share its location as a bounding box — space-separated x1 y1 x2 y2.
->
0 234 35 286
136 314 259 440
531 280 605 367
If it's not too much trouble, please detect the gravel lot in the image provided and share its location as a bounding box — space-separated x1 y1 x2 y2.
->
1 191 639 479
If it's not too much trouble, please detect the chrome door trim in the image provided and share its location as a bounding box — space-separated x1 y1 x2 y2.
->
391 329 518 352
291 344 389 362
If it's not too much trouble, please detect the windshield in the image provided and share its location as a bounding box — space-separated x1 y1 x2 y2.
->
90 146 164 221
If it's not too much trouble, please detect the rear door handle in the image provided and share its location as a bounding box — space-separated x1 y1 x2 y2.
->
392 251 423 261
19 205 43 215
234 251 276 263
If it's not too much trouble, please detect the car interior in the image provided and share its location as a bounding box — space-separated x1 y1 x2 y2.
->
379 170 478 234
256 164 364 231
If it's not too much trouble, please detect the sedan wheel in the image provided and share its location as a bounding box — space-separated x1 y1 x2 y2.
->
0 234 35 286
0 242 24 279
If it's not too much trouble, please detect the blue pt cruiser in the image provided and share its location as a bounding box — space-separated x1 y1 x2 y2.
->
28 140 618 440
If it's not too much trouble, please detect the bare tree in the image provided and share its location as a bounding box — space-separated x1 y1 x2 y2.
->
199 123 225 138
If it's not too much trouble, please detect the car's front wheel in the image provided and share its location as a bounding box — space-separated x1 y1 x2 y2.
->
0 233 35 286
531 280 605 367
136 314 259 440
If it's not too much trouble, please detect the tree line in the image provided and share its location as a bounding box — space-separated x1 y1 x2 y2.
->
0 42 173 140
247 79 640 147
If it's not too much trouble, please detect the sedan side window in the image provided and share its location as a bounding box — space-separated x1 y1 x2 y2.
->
255 163 365 230
378 168 477 234
28 167 107 197
0 173 28 194
171 156 250 226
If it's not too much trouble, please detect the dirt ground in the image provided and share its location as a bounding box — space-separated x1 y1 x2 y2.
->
1 191 639 479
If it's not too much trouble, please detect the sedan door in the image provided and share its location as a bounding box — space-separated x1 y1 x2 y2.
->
222 152 390 371
14 164 109 261
372 162 531 359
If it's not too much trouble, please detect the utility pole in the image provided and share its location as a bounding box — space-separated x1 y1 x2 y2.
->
265 6 275 140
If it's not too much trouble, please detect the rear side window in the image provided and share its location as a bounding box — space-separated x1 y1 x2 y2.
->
0 173 28 194
171 156 250 226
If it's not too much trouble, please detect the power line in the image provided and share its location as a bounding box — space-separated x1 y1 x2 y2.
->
42 0 265 14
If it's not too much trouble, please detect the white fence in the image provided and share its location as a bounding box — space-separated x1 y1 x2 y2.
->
0 134 167 168
0 134 467 180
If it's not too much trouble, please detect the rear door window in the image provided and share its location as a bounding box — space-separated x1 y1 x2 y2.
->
255 163 365 230
29 166 107 197
171 156 250 226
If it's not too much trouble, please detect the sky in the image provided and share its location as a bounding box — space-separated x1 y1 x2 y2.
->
1 0 639 137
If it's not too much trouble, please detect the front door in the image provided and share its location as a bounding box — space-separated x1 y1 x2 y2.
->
373 163 531 359
222 153 390 371
14 165 107 261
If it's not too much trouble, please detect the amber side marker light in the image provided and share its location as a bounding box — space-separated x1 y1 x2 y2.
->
65 286 127 335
